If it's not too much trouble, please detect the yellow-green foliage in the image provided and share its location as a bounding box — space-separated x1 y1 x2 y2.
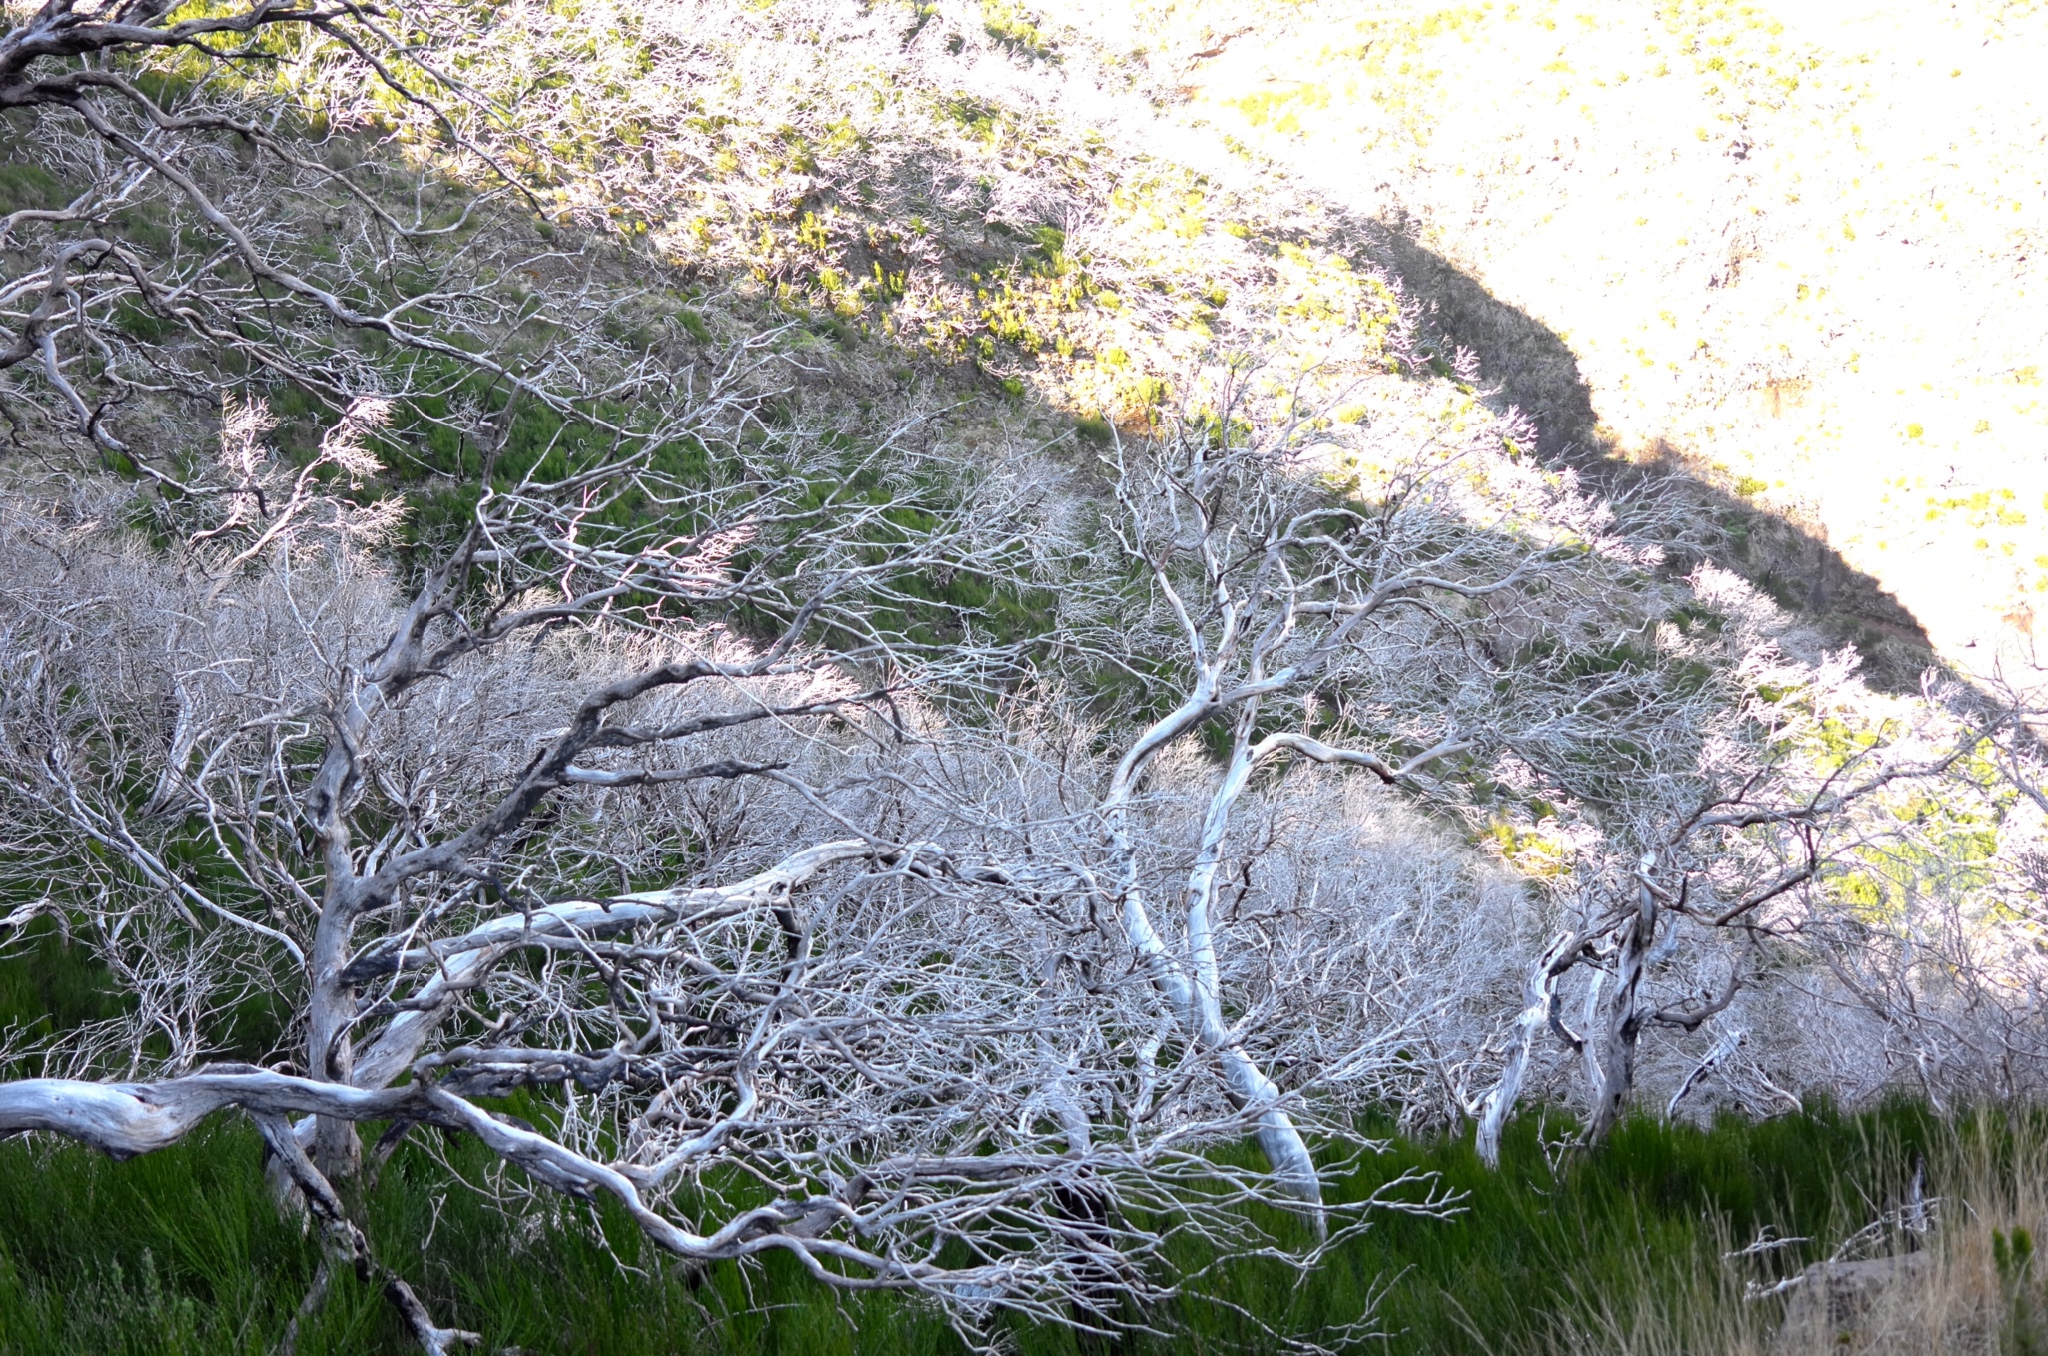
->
980 0 1056 60
271 0 1443 431
1751 678 2027 929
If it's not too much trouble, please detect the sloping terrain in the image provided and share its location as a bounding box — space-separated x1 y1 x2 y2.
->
1037 0 2048 677
3 0 2044 1201
4 2 2048 1353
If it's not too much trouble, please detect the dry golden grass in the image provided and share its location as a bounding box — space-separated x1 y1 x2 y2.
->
1530 1112 2048 1356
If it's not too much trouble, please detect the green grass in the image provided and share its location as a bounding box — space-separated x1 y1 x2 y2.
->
0 1098 1956 1355
0 920 128 1044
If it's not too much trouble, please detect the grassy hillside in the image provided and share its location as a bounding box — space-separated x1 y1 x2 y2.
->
5 3 2048 1353
1040 0 2048 678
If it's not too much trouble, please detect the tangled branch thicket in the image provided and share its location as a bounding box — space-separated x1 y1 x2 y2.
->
4 0 2048 1348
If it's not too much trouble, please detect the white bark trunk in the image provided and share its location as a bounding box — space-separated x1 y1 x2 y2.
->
1103 692 1328 1228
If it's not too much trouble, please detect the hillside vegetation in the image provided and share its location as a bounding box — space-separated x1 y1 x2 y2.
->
1046 0 2048 675
3 1 2048 1352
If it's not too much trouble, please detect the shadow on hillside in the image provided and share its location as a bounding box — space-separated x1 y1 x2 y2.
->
1362 216 1936 693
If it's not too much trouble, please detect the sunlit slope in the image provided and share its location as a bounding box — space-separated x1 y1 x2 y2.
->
1048 0 2048 675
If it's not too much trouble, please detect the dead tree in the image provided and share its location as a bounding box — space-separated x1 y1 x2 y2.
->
1475 654 2027 1163
0 307 1713 1340
0 344 1532 1346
